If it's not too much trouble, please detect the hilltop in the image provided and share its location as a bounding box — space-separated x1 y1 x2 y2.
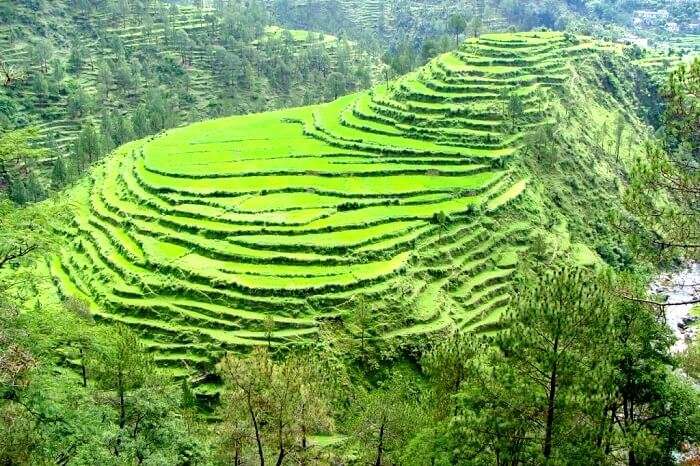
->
45 31 660 396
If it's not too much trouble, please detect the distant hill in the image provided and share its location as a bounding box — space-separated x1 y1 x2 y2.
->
48 32 660 396
0 1 379 174
270 0 699 45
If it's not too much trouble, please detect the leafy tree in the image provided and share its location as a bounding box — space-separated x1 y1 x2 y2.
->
681 334 700 381
0 127 48 193
0 57 26 87
31 39 52 74
349 373 423 466
0 198 57 273
218 348 333 465
447 14 467 46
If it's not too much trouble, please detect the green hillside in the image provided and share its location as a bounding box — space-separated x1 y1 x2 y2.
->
0 1 378 172
50 31 650 388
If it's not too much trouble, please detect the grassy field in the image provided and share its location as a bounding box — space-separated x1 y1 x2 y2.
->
52 31 628 390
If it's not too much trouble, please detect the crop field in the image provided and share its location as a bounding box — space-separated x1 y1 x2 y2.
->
635 35 700 83
52 32 614 386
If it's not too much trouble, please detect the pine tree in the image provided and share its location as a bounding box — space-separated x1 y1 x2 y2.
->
501 267 612 461
89 324 155 455
24 170 44 202
8 180 28 204
77 123 102 164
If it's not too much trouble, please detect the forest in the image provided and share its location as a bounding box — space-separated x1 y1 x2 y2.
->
1 0 699 465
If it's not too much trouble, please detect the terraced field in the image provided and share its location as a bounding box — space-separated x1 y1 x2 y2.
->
0 2 378 164
636 35 700 83
52 32 613 384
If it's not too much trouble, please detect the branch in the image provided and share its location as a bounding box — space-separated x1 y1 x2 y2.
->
0 244 38 269
619 293 700 307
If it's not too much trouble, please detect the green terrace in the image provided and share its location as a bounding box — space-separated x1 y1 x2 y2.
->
52 32 617 388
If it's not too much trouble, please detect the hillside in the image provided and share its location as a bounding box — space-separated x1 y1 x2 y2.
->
271 0 699 45
0 1 378 171
47 32 657 395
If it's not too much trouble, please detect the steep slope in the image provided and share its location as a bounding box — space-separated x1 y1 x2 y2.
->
50 32 651 385
0 1 378 162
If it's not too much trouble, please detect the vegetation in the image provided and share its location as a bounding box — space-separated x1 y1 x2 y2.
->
0 0 379 202
47 31 636 387
1 1 700 464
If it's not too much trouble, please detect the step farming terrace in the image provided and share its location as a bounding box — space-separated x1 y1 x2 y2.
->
51 32 615 388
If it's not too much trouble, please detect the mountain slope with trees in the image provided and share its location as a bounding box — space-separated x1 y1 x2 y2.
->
1 3 699 465
0 0 379 203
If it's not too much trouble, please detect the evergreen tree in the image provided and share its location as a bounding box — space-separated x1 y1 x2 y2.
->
8 180 29 204
24 170 44 203
76 123 102 166
131 104 149 138
438 267 614 464
50 156 68 188
31 38 52 74
88 324 155 455
447 14 467 45
68 41 86 73
350 372 424 466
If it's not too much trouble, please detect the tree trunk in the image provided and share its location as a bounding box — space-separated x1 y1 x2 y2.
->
247 392 265 466
118 375 126 430
275 446 285 466
79 347 87 387
275 419 285 466
543 336 559 459
628 450 638 466
375 422 385 466
115 372 125 457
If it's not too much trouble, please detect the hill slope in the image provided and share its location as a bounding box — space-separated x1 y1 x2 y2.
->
50 32 654 386
0 1 378 165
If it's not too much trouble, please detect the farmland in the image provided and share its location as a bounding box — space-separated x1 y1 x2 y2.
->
0 1 378 165
49 31 630 386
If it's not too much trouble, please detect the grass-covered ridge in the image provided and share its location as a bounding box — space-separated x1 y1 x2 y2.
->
51 31 633 385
